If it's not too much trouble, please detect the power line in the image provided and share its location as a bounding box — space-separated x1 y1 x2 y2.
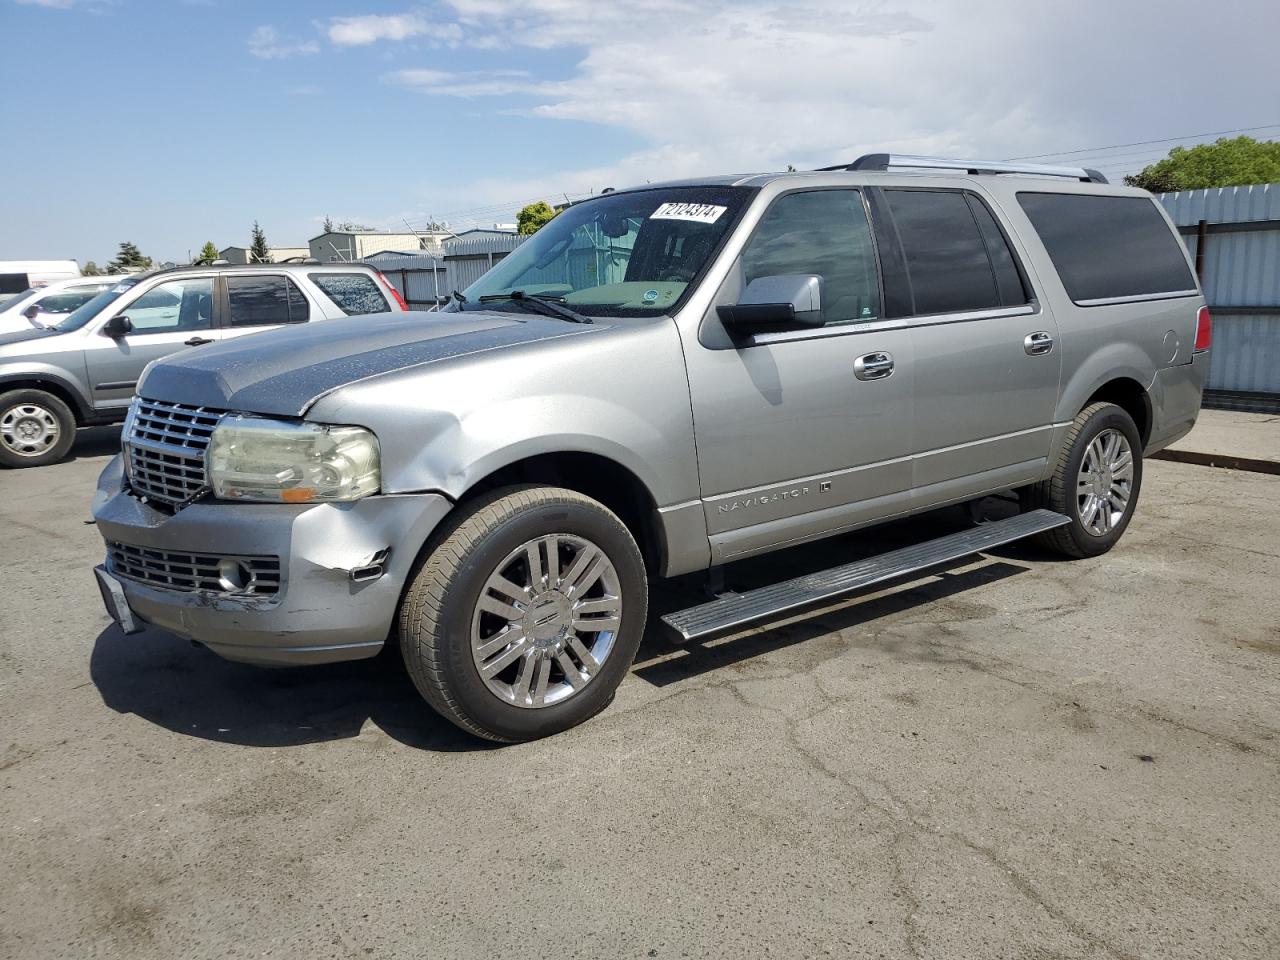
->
1005 123 1280 161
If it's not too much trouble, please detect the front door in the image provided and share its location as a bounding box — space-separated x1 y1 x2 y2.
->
84 276 221 411
683 188 915 564
873 188 1062 504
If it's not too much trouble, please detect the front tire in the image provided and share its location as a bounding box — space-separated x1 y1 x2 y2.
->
0 388 76 469
1023 401 1143 558
398 485 648 742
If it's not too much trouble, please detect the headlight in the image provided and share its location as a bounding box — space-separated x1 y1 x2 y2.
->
208 416 380 503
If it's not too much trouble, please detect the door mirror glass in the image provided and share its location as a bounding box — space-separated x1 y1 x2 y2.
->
22 304 40 320
717 274 824 328
103 315 134 338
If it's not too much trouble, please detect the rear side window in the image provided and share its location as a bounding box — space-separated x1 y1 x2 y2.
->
227 275 311 326
0 273 29 296
742 189 881 325
1016 193 1196 304
884 189 1027 315
309 273 390 316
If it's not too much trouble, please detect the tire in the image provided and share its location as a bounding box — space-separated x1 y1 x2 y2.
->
398 485 648 742
0 388 77 469
1022 402 1143 558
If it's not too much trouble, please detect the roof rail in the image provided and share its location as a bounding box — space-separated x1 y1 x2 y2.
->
815 153 1108 184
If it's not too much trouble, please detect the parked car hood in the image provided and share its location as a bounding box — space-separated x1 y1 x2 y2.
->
0 326 63 352
138 310 599 417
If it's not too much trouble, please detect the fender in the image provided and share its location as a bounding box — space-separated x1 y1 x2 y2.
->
0 364 94 420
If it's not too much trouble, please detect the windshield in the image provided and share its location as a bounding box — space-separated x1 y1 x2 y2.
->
51 277 141 331
460 186 753 318
0 289 39 316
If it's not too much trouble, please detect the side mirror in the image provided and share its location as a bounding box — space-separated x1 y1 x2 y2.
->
103 315 133 338
23 304 41 321
716 275 823 329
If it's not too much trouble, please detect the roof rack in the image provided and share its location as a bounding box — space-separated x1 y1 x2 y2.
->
815 153 1108 184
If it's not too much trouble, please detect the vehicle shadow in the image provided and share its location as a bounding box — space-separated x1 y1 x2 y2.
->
89 498 1048 750
66 424 122 462
90 627 488 752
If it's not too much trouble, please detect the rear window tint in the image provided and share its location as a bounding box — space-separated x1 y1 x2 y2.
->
227 275 310 326
309 273 389 316
1016 193 1195 304
884 189 1004 315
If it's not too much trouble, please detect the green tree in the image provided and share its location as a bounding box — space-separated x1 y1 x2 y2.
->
1125 135 1280 192
82 261 103 276
322 215 334 232
517 200 557 236
249 221 270 263
196 241 219 264
108 241 152 274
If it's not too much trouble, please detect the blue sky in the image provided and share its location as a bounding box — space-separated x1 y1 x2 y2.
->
1 0 1277 266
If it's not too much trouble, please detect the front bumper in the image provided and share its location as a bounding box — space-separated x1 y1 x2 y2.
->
91 455 453 666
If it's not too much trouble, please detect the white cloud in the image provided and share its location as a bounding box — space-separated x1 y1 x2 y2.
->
247 25 319 60
327 12 432 46
388 67 535 98
15 0 113 9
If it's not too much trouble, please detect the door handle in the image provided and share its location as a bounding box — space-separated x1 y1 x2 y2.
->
1024 331 1054 356
184 336 214 347
854 351 894 381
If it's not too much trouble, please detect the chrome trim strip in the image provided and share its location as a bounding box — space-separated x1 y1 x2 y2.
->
1075 290 1200 307
746 304 1039 346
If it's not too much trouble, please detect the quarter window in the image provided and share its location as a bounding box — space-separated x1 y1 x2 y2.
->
741 189 881 325
308 273 390 316
226 275 311 326
1016 193 1196 304
884 189 1027 316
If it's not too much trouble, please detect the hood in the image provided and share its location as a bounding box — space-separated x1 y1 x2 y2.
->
0 326 62 351
138 310 598 416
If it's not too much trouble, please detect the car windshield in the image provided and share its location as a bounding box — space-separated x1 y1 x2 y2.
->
0 289 39 315
459 186 753 318
51 277 141 331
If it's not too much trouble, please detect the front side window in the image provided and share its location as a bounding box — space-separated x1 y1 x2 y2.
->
461 186 753 317
741 189 881 325
122 278 214 332
309 273 389 316
1017 193 1196 304
884 189 1027 316
227 275 311 326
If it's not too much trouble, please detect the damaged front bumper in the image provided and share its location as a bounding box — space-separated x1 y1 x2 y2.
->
90 455 452 666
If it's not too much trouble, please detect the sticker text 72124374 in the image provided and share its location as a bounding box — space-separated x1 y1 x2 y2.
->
649 202 727 224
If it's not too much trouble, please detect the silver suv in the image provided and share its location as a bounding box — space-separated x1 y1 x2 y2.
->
91 155 1209 742
0 262 407 467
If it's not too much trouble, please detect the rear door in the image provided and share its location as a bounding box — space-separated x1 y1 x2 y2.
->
84 275 222 410
871 187 1061 504
220 273 313 342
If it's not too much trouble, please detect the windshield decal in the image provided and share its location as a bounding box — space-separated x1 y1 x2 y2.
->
650 202 727 224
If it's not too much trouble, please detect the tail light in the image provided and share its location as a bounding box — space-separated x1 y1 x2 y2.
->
1194 305 1212 351
375 270 410 311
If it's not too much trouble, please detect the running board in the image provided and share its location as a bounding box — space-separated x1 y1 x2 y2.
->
661 509 1069 642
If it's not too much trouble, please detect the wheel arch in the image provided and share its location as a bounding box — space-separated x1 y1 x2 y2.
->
1082 377 1152 445
0 372 90 423
452 451 668 576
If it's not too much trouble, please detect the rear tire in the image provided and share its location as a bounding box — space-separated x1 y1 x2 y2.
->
0 388 77 469
1022 402 1143 558
398 485 648 743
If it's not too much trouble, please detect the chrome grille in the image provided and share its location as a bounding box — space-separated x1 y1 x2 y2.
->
125 399 223 506
107 541 281 596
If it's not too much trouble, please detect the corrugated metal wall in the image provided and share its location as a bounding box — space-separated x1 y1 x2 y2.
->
1157 183 1280 396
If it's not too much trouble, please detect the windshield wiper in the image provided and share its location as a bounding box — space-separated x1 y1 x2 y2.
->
478 290 593 325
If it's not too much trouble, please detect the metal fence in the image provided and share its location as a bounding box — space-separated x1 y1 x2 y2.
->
1157 183 1280 401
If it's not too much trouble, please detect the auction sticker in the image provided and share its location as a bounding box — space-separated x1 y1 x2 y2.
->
650 202 727 224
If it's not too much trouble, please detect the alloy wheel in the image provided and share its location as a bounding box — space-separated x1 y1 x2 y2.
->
0 403 62 459
1076 428 1134 536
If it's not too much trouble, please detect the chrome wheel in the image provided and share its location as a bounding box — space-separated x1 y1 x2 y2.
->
0 403 62 459
470 534 623 709
1076 428 1133 537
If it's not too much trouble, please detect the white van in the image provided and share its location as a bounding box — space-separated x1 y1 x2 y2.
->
0 260 81 307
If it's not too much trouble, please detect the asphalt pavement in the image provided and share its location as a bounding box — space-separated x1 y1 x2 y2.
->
2 426 1278 959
